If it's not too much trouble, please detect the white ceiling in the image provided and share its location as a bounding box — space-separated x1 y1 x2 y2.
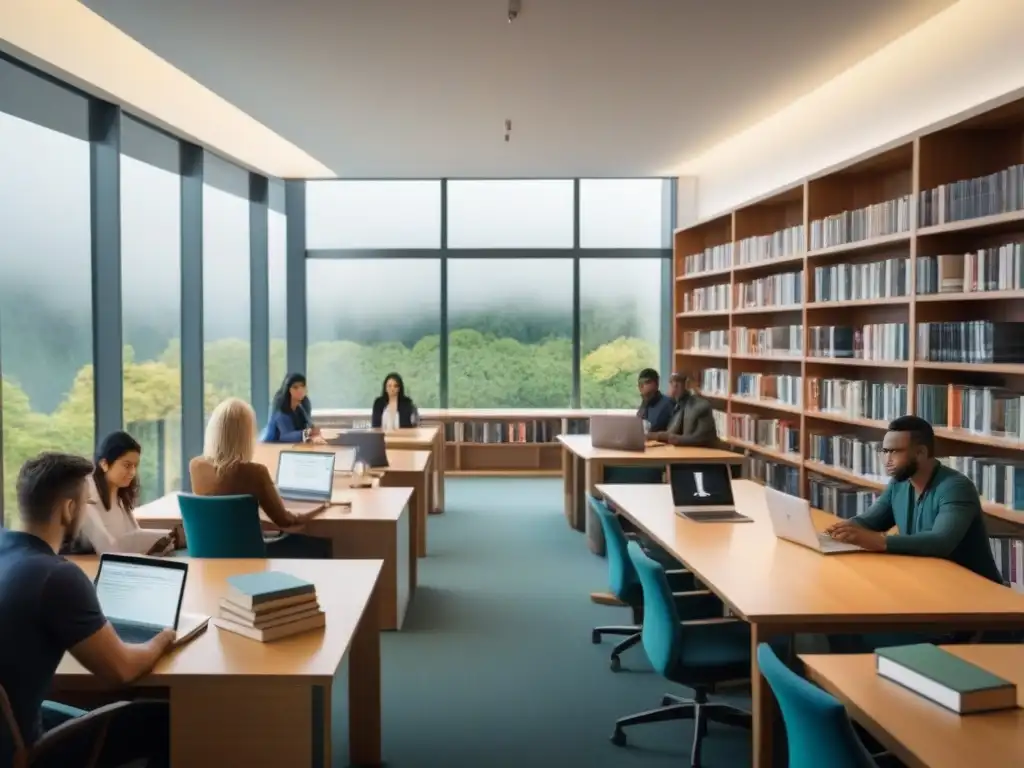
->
81 0 955 179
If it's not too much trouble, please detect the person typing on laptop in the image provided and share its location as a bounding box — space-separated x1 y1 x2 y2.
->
648 372 719 447
0 453 172 768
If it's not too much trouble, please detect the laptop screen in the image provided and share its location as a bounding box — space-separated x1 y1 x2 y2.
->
670 463 734 507
95 558 186 631
276 451 335 498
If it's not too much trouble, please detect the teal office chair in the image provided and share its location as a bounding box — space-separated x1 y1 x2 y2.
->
756 644 879 768
588 495 719 671
613 541 759 767
590 466 664 555
177 494 267 558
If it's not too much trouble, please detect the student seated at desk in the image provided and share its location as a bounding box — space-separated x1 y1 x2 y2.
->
262 372 325 444
0 453 172 768
65 431 183 557
371 372 419 431
190 398 331 559
648 372 719 447
636 368 673 433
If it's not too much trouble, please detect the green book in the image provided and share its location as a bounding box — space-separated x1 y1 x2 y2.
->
226 571 315 610
875 643 1017 714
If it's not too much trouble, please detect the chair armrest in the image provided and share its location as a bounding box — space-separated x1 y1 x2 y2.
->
665 568 691 576
589 592 627 607
679 617 740 627
30 700 133 767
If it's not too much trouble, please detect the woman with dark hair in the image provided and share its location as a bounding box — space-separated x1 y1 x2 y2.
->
264 372 324 443
76 431 181 555
371 372 419 431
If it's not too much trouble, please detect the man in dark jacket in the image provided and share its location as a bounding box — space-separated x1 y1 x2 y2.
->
636 368 674 432
650 372 719 447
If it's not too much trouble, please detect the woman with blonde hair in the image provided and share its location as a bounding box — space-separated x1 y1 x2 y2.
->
189 398 331 558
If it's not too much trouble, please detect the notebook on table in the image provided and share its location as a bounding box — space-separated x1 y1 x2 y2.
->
275 450 336 514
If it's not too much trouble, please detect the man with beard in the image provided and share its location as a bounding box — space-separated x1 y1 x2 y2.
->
649 372 719 448
824 416 1001 583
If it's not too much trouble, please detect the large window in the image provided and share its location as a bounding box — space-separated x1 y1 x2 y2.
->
268 181 287 396
306 180 440 249
202 158 251 417
121 118 182 501
306 259 441 408
580 178 665 248
0 63 92 525
580 259 662 408
447 180 574 248
448 259 572 408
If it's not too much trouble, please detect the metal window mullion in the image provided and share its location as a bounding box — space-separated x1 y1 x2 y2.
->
179 143 204 491
249 174 270 425
285 181 307 375
439 179 449 408
572 179 581 408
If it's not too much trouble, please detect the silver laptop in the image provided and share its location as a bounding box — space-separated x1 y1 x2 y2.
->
764 486 864 554
591 414 646 452
94 554 208 647
275 450 336 513
670 463 752 522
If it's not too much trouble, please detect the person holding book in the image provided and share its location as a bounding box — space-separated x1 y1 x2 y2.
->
648 372 719 447
370 372 419 431
262 372 325 444
68 431 182 556
190 398 331 558
0 452 173 767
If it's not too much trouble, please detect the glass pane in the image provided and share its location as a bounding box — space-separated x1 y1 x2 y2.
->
0 96 93 525
580 178 665 248
306 259 441 408
268 206 287 401
448 259 572 407
306 180 441 249
203 182 251 417
580 259 663 408
447 180 574 248
121 140 182 503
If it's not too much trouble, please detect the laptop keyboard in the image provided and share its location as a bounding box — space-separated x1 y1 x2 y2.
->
113 623 161 644
817 533 858 551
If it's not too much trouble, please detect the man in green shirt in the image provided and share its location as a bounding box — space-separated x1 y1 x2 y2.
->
826 415 1002 584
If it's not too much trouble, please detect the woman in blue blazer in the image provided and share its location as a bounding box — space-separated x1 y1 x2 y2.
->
264 372 320 443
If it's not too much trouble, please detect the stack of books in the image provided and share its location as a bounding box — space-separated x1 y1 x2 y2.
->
214 571 325 642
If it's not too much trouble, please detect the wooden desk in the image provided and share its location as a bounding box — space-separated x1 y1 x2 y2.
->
136 488 414 630
560 434 741 554
56 557 382 767
378 427 444 515
596 480 1024 768
801 645 1024 768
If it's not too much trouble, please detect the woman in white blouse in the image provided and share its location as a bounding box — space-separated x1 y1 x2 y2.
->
74 431 181 555
370 372 419 432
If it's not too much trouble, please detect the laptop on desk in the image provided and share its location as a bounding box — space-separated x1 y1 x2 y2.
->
591 414 646 452
275 450 336 514
764 486 864 554
94 554 208 646
329 431 389 468
670 463 752 522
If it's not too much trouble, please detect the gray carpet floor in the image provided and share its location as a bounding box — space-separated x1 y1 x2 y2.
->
333 477 754 767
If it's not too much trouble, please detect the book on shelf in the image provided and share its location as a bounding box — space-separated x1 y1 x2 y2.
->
806 378 907 422
813 258 908 302
446 420 559 444
808 434 885 479
989 536 1024 592
875 643 1017 714
728 415 799 453
680 329 729 354
734 373 802 407
216 571 326 642
916 243 1024 295
712 410 727 439
682 243 732 276
916 321 1024 364
698 368 728 397
917 383 1024 439
918 163 1024 227
683 283 730 312
810 196 911 249
736 225 804 266
732 325 802 357
940 456 1024 512
734 270 803 310
809 475 878 519
746 457 799 496
808 324 908 362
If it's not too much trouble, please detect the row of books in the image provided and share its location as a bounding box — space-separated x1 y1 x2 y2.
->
735 373 802 406
917 243 1024 294
916 321 1024 364
940 456 1024 512
917 384 1024 440
736 224 805 265
682 243 733 276
683 283 730 312
733 325 803 357
809 476 878 519
809 195 911 250
680 330 729 354
746 457 799 496
813 258 909 302
735 270 803 310
808 434 885 479
808 323 910 362
444 420 563 444
215 572 325 643
712 409 727 439
729 414 799 453
806 378 908 422
918 163 1024 227
990 537 1024 592
698 368 728 397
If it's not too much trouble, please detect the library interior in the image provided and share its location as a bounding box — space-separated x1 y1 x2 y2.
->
3 1 1024 767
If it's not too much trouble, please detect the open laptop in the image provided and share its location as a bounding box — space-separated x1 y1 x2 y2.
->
670 463 752 522
591 414 646 452
93 554 208 646
764 486 864 554
330 431 390 468
276 450 336 514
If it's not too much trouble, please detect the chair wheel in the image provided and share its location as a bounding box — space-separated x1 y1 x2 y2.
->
610 729 627 747
591 629 601 644
610 655 622 672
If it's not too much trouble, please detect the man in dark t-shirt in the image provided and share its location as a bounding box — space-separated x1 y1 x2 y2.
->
0 453 174 768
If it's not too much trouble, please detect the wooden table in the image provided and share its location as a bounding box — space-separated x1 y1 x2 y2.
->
559 434 741 554
801 645 1024 768
253 442 433 559
596 480 1024 768
56 557 382 767
378 427 444 515
136 488 415 630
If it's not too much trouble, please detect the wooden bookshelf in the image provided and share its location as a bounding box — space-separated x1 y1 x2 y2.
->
674 95 1024 527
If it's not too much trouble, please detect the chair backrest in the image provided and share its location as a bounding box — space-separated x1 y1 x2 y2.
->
756 644 878 768
626 540 681 676
259 405 278 442
588 495 638 600
177 494 267 558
